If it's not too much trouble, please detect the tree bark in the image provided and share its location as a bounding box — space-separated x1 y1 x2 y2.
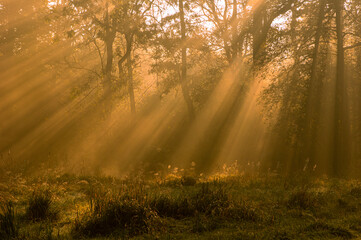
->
356 1 361 167
126 36 136 115
302 0 326 170
334 0 349 176
179 0 195 119
252 0 295 68
252 3 265 67
104 3 116 96
231 0 238 60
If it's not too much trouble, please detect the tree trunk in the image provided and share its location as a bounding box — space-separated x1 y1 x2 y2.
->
231 0 238 61
356 2 361 167
252 1 294 68
179 0 195 119
334 0 349 176
252 4 265 67
302 0 326 170
126 36 136 115
104 3 115 96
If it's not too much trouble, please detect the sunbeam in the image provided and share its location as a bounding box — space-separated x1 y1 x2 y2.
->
1 0 361 237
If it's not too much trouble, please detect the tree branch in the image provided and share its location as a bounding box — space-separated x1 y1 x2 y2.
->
344 42 361 51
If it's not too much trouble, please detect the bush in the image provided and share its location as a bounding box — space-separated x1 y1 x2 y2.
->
26 189 58 222
74 196 162 237
0 201 18 239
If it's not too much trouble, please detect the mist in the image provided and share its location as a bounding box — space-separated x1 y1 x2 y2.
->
1 0 361 238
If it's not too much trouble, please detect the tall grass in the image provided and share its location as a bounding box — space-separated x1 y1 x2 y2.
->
73 187 163 237
72 181 260 238
0 201 18 239
25 189 58 222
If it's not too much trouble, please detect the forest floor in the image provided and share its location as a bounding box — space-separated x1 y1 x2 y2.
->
1 169 361 240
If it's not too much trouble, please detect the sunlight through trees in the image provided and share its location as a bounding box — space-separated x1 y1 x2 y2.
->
1 0 361 177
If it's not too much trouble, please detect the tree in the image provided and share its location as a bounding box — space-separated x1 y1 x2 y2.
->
55 0 155 114
115 0 155 114
302 0 327 171
251 0 295 68
179 0 195 118
333 0 349 176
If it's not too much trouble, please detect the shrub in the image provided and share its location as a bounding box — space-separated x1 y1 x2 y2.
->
74 196 162 237
26 189 58 222
0 201 18 239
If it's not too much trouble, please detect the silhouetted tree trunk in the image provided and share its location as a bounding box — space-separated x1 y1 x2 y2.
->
126 35 136 115
116 32 135 115
271 4 304 173
252 3 266 67
104 3 116 96
231 0 238 61
334 0 349 176
179 0 195 119
303 0 326 169
356 2 361 166
118 56 127 88
252 0 295 68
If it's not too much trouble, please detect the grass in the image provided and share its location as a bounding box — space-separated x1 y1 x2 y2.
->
73 198 162 237
1 170 361 239
287 189 321 210
305 222 354 239
25 189 58 222
0 201 18 239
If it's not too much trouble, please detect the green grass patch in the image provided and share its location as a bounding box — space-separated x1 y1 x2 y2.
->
1 171 361 239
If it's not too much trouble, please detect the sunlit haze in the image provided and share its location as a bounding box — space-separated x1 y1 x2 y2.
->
1 0 361 238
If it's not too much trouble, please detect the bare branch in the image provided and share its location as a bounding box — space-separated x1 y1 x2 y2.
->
344 42 361 51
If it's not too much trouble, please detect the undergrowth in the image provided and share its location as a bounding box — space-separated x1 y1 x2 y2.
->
25 189 58 222
0 201 18 239
73 198 163 237
1 170 361 239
